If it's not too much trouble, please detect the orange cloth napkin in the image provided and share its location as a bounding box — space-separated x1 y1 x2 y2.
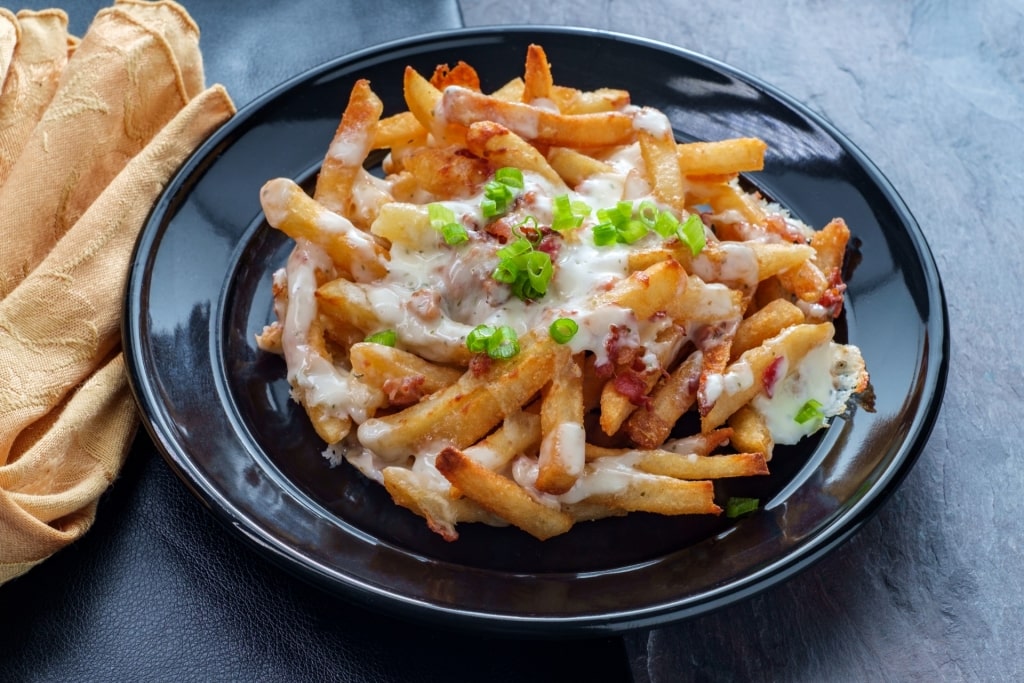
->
0 0 235 584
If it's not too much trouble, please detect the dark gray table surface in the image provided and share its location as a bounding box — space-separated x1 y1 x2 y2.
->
2 1 1020 681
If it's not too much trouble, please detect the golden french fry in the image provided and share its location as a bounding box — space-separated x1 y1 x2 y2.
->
689 180 766 225
666 275 744 323
523 43 554 103
368 201 431 250
465 121 567 189
314 79 383 215
436 447 574 540
624 349 701 448
659 428 735 457
585 443 768 480
464 410 542 470
430 61 481 91
402 144 491 198
349 342 462 399
536 347 586 495
811 217 851 274
490 77 525 101
382 466 499 542
372 111 427 150
578 462 721 516
403 65 465 145
315 277 381 333
551 85 630 114
731 298 805 361
599 325 685 436
356 336 556 460
727 405 775 461
639 128 685 210
546 146 614 187
595 258 688 320
777 259 829 302
260 178 389 281
701 322 834 431
441 85 636 148
677 138 767 175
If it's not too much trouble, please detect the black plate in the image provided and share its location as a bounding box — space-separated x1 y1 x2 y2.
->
124 27 948 635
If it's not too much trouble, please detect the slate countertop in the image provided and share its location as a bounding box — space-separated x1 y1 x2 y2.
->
2 1 1021 681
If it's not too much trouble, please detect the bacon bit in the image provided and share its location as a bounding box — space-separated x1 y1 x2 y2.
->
536 233 561 260
407 289 441 321
605 324 641 367
469 354 493 377
613 371 652 408
817 268 847 318
765 214 807 244
593 360 615 379
382 375 427 407
762 356 784 398
485 217 513 242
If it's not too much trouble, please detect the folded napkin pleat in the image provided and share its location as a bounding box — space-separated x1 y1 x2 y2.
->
0 0 235 585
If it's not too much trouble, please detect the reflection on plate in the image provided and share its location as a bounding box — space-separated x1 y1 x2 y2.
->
124 27 947 635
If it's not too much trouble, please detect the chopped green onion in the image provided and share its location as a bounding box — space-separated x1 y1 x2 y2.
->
794 398 825 425
618 219 648 244
488 325 521 359
466 324 496 354
725 497 759 518
549 318 579 344
494 167 524 189
653 209 680 237
428 203 455 229
364 329 397 347
551 194 588 232
428 203 468 245
467 324 520 359
637 200 659 228
677 213 706 255
480 197 499 218
525 251 553 295
592 222 618 246
492 236 552 301
440 222 468 245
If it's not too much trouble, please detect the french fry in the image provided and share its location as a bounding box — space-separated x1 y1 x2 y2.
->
465 121 567 189
585 443 768 480
811 217 851 274
595 259 688 320
677 137 767 175
464 410 542 470
402 144 491 198
490 77 525 101
372 111 427 151
260 177 389 281
625 349 702 448
701 322 834 431
522 43 554 103
368 201 431 250
403 65 465 145
536 347 586 494
436 447 574 540
314 79 383 216
348 342 462 397
382 466 499 541
429 61 481 91
599 325 686 436
441 85 636 148
551 85 630 114
731 298 805 360
727 405 775 461
639 127 685 210
356 336 555 460
546 146 614 187
578 462 721 516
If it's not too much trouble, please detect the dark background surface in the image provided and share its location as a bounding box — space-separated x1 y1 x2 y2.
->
2 1 1021 681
